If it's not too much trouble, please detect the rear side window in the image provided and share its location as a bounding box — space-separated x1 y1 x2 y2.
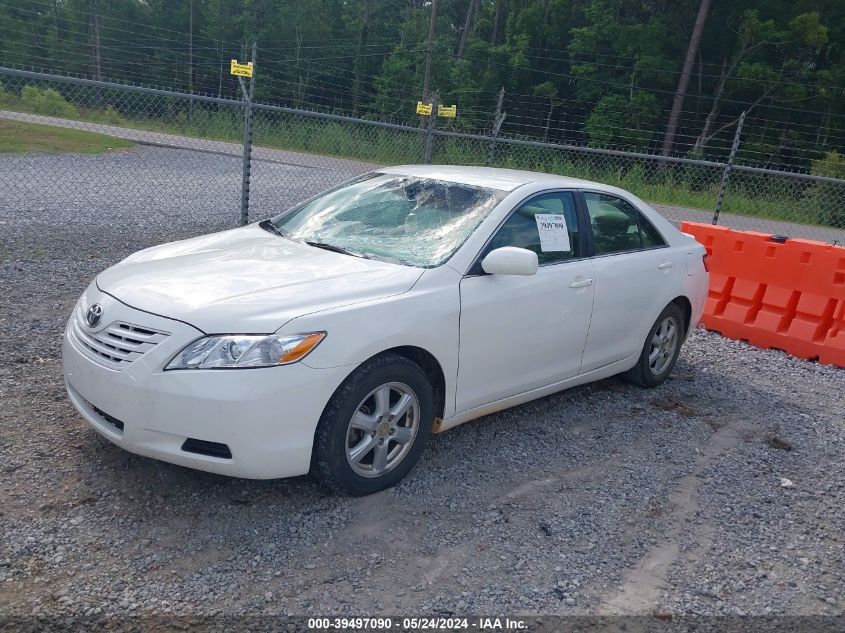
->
485 192 580 265
639 215 666 248
583 192 665 255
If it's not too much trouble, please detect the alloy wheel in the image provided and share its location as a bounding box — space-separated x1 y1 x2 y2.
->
648 316 679 376
345 382 420 478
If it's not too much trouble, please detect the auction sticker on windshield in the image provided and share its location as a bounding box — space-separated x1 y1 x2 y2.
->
534 213 570 251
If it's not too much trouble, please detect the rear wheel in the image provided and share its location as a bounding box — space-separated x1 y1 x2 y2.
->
623 303 685 388
311 354 433 496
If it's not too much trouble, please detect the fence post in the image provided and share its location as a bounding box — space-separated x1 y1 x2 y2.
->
486 87 506 167
423 92 439 164
240 42 257 226
713 110 746 225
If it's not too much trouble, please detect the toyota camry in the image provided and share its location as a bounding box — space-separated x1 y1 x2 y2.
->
63 166 708 495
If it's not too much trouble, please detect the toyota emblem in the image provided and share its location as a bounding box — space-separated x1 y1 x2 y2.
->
86 304 103 328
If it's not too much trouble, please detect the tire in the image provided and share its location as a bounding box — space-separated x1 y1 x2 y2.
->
310 353 434 496
623 303 685 388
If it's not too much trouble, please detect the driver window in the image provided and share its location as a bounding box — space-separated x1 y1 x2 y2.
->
485 192 580 265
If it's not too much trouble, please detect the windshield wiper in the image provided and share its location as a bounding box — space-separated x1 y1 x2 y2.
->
259 219 287 238
262 223 367 259
304 240 365 258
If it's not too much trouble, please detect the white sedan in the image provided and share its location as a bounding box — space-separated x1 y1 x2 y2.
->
63 166 708 495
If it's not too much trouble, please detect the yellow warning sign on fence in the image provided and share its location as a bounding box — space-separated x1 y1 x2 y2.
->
438 104 457 118
230 59 254 77
416 101 433 116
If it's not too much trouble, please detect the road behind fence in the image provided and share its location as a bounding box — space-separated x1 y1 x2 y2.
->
1 66 844 245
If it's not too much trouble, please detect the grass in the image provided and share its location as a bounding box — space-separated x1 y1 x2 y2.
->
0 119 133 154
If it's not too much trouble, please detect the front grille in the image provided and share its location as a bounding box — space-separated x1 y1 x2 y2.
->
90 404 124 432
181 438 232 460
70 304 169 369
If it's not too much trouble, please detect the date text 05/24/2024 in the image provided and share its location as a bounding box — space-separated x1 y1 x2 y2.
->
307 617 529 631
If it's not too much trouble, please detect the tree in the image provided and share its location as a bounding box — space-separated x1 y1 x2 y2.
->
352 0 371 116
585 92 659 149
692 10 829 157
456 0 479 58
2 0 843 175
533 80 559 141
422 0 438 100
660 0 711 156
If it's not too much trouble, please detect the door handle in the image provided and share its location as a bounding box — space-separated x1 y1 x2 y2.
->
569 278 594 288
658 261 674 270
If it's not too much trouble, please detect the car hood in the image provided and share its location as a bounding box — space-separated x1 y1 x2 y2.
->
96 224 423 333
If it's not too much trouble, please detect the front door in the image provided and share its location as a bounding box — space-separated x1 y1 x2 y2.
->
456 191 596 413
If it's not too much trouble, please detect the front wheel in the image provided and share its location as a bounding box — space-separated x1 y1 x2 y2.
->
311 354 434 496
623 303 685 388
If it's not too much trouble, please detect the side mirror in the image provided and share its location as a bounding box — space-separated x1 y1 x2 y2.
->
481 247 539 276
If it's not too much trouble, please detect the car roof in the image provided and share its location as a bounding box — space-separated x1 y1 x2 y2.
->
379 165 604 193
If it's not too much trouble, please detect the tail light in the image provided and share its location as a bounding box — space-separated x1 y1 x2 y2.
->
702 253 711 272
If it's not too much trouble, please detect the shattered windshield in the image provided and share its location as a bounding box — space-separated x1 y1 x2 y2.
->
270 173 505 268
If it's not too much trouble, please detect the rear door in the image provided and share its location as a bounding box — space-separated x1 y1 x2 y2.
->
578 190 683 373
456 191 596 412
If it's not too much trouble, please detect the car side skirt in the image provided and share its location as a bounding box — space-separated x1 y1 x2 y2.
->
433 354 637 433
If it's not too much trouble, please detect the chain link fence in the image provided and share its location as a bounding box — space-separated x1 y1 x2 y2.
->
434 129 729 220
1 65 844 245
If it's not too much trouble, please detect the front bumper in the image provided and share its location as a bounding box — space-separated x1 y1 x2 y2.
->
62 285 353 479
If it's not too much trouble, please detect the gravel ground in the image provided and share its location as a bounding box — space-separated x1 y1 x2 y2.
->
1 148 844 629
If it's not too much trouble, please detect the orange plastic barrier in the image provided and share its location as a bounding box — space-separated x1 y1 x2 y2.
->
680 222 845 367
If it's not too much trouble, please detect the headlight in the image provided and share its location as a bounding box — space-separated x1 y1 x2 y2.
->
165 332 325 370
